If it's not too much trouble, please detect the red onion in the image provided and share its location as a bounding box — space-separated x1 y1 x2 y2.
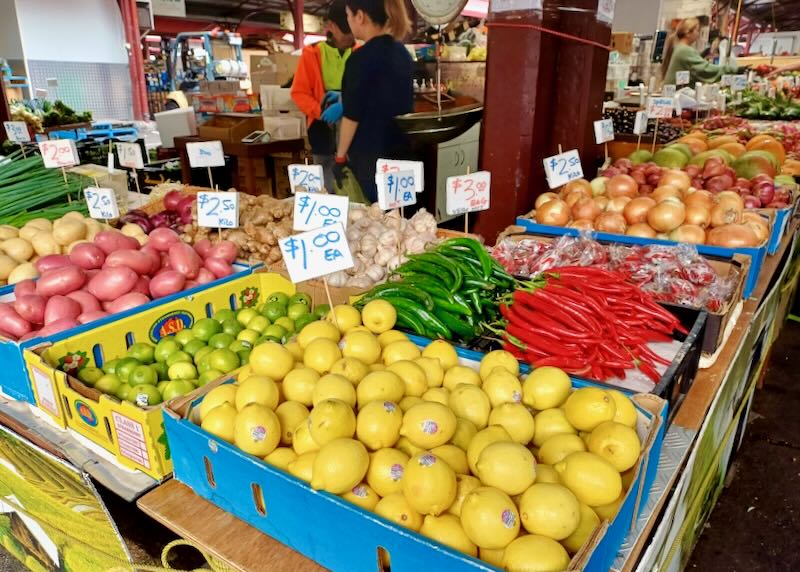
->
743 196 762 208
752 181 775 205
164 190 185 211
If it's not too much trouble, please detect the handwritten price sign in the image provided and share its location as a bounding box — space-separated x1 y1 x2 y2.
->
279 223 354 283
84 188 119 220
676 71 690 85
379 170 418 210
116 142 144 169
293 192 349 232
731 75 747 93
376 159 424 193
3 122 30 143
186 141 225 168
38 140 79 169
646 97 674 119
593 119 615 144
197 191 239 229
288 164 324 194
633 111 649 135
543 150 584 189
445 171 491 216
663 84 676 98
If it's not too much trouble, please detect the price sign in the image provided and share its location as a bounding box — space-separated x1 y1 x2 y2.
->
646 97 673 119
378 170 418 210
721 74 733 86
375 159 424 193
673 97 682 116
596 0 615 23
83 188 119 220
293 192 349 232
633 111 649 135
543 150 583 189
3 121 30 143
676 71 690 85
116 142 144 169
186 141 225 168
731 75 747 93
288 164 324 193
279 223 354 283
593 119 615 144
197 191 239 229
38 140 79 169
663 84 676 98
445 171 491 216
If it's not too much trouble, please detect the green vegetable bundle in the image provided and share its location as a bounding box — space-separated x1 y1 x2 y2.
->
355 238 516 342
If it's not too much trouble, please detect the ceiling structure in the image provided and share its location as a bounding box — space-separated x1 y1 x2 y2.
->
181 0 331 30
740 0 800 32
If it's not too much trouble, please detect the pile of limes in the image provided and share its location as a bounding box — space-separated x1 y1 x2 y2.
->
197 299 643 572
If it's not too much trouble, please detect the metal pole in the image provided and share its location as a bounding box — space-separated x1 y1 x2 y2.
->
293 0 305 50
730 0 744 57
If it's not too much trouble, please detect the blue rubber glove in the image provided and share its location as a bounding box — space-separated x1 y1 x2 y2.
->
321 101 343 125
323 91 341 105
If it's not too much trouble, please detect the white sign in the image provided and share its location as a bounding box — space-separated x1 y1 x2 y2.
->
731 75 747 93
673 97 682 116
717 92 727 113
83 187 120 220
378 170 418 210
293 192 349 232
288 164 324 194
446 171 491 216
375 159 424 193
543 150 584 189
676 71 690 85
279 223 354 283
38 140 79 169
186 141 225 168
197 191 239 229
152 0 186 18
593 119 615 144
721 74 733 86
646 97 673 119
633 111 649 135
491 0 543 13
663 84 676 98
116 142 144 170
3 121 30 143
597 0 615 23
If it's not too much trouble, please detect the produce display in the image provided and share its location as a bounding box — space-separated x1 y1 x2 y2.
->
121 189 196 233
729 90 800 120
10 99 92 133
603 108 688 143
195 300 644 569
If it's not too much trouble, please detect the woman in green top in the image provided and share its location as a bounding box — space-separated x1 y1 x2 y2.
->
662 18 739 84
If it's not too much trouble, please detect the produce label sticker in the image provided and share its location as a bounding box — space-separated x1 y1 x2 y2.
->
279 222 354 283
83 187 120 220
288 164 324 194
593 119 615 144
39 139 79 168
293 192 349 232
186 140 225 168
721 74 733 86
646 97 673 119
731 75 747 93
596 0 615 24
663 84 676 98
446 171 491 215
112 411 151 470
197 191 239 229
378 170 418 210
116 142 144 170
543 150 583 189
376 159 424 192
31 366 59 417
676 71 690 85
633 111 649 135
3 121 30 143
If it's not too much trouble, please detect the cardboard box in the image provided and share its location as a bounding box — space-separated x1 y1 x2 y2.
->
250 52 299 85
251 70 280 93
263 113 304 140
198 114 264 144
612 32 635 54
154 107 198 148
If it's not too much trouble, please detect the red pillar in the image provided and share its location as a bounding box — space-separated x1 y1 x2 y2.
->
120 0 148 120
293 0 305 50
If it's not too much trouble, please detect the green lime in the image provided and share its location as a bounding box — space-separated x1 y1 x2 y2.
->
207 348 240 374
222 319 244 337
287 303 310 321
129 365 158 386
247 315 270 333
168 361 198 381
264 324 287 342
194 346 214 365
162 380 196 402
174 329 196 347
236 308 259 327
183 339 207 357
166 351 192 367
266 292 290 306
192 318 222 342
103 359 120 375
289 293 311 307
229 340 252 354
313 304 331 319
116 384 131 401
154 339 181 363
197 359 214 375
214 309 236 323
294 314 316 333
153 362 170 381
208 332 235 349
274 317 296 334
127 343 155 364
78 367 104 387
129 384 163 407
237 349 251 366
115 358 141 383
198 370 225 386
237 329 259 345
94 374 121 395
157 380 171 393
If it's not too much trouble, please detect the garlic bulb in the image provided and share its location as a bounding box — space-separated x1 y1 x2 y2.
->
360 234 378 257
365 264 385 282
375 248 395 266
327 271 348 287
379 229 400 246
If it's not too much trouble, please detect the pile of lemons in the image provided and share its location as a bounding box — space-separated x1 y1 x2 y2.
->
196 299 643 572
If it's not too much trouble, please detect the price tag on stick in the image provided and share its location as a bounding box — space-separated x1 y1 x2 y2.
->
375 159 424 193
3 121 30 143
279 223 354 283
197 191 239 229
288 164 324 194
633 111 649 135
593 119 615 144
446 171 491 216
646 97 674 118
116 142 144 169
84 187 120 220
378 170 418 210
543 150 584 189
663 84 676 97
38 140 79 169
676 71 690 86
293 192 349 232
187 141 225 189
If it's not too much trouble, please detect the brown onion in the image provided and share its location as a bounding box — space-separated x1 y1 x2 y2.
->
710 202 742 227
568 219 595 230
606 196 631 213
670 224 706 244
594 212 627 234
685 190 713 209
647 200 686 233
535 199 570 226
626 223 657 238
623 197 656 225
652 185 683 203
741 213 770 243
707 224 759 247
658 169 691 192
594 196 609 210
562 179 592 198
565 189 589 208
685 205 711 228
716 191 745 210
590 177 608 196
535 192 559 209
571 197 602 221
607 174 639 198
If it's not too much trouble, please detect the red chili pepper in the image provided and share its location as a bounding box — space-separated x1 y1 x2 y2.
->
513 290 591 332
510 303 597 341
636 343 672 366
505 323 578 357
637 360 661 383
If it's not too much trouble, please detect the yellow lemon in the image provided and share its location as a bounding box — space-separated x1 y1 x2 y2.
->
561 503 600 554
531 408 577 447
356 371 405 409
200 384 238 421
275 401 309 446
311 438 369 494
366 448 408 497
502 534 570 572
449 384 491 430
264 447 297 471
312 373 356 407
387 360 428 397
237 365 253 383
235 375 279 411
534 464 561 484
519 483 580 540
448 474 482 517
488 403 535 444
377 330 408 347
287 451 317 482
342 483 380 511
479 350 520 381
587 421 641 472
415 356 444 388
284 341 303 362
234 404 281 457
480 546 506 568
422 387 450 406
327 304 362 333
443 365 482 391
307 398 356 446
420 514 477 557
395 436 425 457
361 299 397 334
342 330 381 365
374 492 423 531
303 338 342 374
431 444 469 474
467 425 512 475
282 368 319 406
607 389 638 427
449 417 478 451
330 357 369 386
460 487 520 549
538 434 587 466
564 388 616 432
382 340 421 365
554 452 621 507
250 342 295 380
356 400 402 450
483 367 524 408
422 340 459 370
297 320 341 349
200 402 237 443
403 452 457 515
399 395 424 412
522 367 572 410
292 418 319 455
369 363 386 372
476 441 537 496
593 491 625 521
400 401 457 448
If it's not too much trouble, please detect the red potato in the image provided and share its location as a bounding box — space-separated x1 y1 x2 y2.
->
77 310 110 324
148 228 180 252
105 292 150 314
14 280 37 299
0 328 18 341
0 304 32 338
149 271 186 299
94 230 140 255
65 290 101 314
196 268 216 284
69 243 106 270
14 295 46 324
203 257 234 279
88 267 138 301
85 269 101 280
184 280 199 289
139 246 162 275
38 318 79 337
194 239 212 258
133 276 151 296
169 243 202 279
208 241 238 264
36 266 86 297
104 249 154 275
35 255 71 274
44 296 82 324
